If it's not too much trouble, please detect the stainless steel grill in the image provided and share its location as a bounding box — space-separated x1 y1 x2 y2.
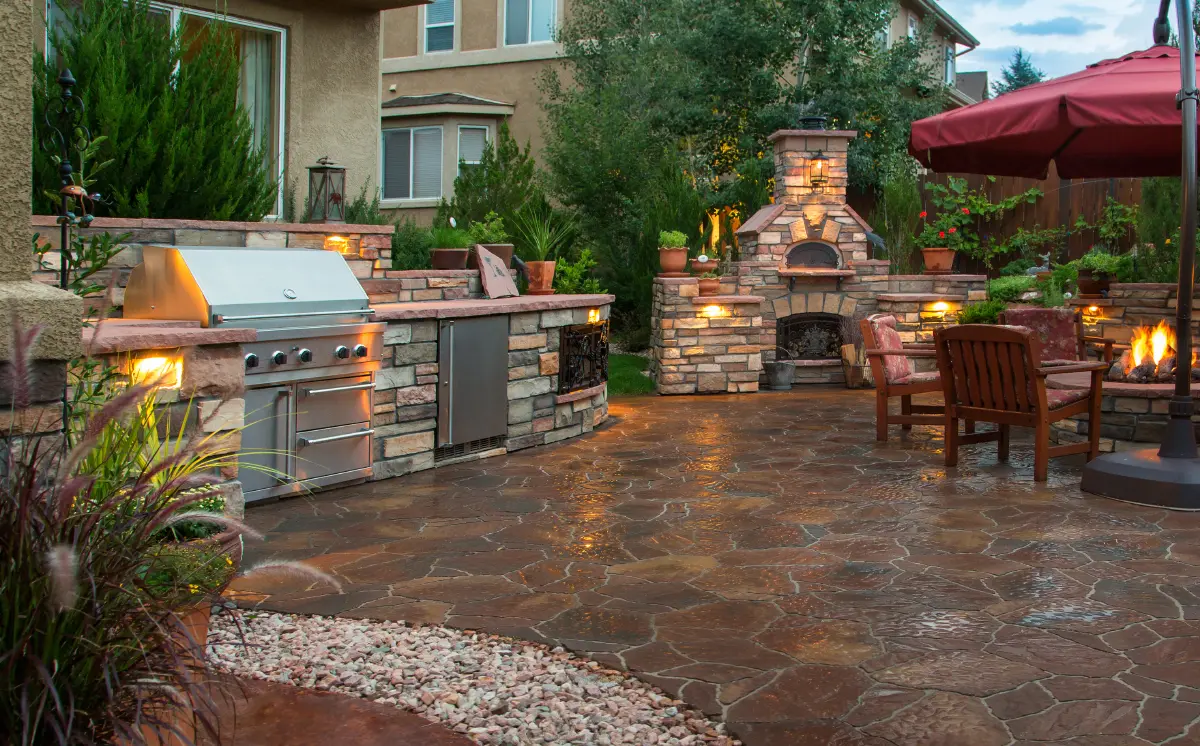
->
125 246 385 503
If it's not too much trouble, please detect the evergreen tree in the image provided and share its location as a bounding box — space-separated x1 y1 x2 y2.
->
437 122 545 229
33 0 276 220
992 48 1046 96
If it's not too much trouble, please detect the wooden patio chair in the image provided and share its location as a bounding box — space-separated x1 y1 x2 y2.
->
860 314 945 441
998 307 1114 366
933 324 1107 481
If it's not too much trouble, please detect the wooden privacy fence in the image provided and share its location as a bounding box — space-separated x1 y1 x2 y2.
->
848 162 1143 266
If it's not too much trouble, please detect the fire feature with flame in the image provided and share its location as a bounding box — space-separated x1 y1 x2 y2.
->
1109 320 1199 383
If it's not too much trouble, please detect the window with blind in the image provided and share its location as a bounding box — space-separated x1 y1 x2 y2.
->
457 126 488 176
425 0 454 52
382 127 443 200
944 45 956 85
505 0 555 45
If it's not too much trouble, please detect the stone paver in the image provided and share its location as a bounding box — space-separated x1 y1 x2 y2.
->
232 390 1200 745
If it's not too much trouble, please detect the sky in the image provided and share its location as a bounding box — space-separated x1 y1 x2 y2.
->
937 0 1167 87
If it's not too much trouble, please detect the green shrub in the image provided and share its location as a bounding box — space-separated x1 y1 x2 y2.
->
438 122 546 230
999 258 1036 276
430 226 473 249
1078 250 1130 276
343 182 390 226
34 0 276 220
987 276 1036 303
467 211 511 245
554 249 606 294
958 299 1007 324
659 230 688 248
392 219 433 270
1139 177 1182 251
869 174 922 273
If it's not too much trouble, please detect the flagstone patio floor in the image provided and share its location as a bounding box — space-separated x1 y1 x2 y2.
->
232 388 1200 745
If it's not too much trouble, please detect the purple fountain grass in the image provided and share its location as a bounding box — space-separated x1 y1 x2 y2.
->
239 559 344 594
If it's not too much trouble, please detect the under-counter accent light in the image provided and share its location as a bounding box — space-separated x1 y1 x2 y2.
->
588 308 601 323
931 301 950 313
701 305 728 318
1088 305 1099 314
130 355 182 389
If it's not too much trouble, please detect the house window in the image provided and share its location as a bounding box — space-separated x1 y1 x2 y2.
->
425 0 454 52
382 126 443 200
457 126 488 176
45 0 286 216
945 45 956 85
907 13 919 38
505 0 555 45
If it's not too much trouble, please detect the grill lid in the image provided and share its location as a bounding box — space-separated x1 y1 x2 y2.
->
124 246 372 329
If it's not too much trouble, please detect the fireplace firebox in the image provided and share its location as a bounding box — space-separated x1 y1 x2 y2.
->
777 313 843 361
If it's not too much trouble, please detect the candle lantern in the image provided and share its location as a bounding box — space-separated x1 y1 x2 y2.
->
307 157 346 223
809 151 830 193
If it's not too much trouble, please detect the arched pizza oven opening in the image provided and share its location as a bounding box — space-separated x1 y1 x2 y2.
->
785 241 841 269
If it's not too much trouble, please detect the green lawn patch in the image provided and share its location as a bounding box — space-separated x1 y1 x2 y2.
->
608 354 656 396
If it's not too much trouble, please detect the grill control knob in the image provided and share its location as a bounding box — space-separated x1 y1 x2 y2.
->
244 353 259 369
334 345 350 359
298 348 313 363
271 351 287 365
353 344 369 358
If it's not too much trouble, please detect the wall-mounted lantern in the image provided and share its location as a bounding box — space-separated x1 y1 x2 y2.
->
307 157 346 224
809 151 830 193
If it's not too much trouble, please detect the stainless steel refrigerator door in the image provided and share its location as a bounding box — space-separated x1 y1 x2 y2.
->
437 316 509 446
239 384 292 501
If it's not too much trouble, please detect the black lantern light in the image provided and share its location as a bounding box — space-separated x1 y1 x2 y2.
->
808 151 830 193
307 156 346 223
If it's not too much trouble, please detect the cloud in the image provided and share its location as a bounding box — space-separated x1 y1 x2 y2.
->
1009 16 1105 36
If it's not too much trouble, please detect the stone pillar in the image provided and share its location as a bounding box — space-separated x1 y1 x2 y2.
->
0 0 82 420
769 129 857 207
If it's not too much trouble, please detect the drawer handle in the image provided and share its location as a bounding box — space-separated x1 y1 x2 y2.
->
302 382 377 396
297 428 374 447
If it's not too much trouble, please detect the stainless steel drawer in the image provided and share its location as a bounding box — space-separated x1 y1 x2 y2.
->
295 375 373 432
294 421 373 484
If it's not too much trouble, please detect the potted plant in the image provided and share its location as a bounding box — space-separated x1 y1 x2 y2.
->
691 250 714 274
1076 248 1132 297
698 270 721 296
658 230 689 276
512 207 575 295
429 224 472 269
917 176 1043 274
467 211 515 268
915 209 964 274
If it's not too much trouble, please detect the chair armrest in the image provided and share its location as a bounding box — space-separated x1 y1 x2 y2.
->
1035 361 1109 376
866 349 937 359
1082 336 1113 345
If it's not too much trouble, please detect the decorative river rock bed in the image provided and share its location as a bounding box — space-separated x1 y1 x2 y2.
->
208 611 740 746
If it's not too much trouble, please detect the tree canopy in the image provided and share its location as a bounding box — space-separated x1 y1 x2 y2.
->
991 48 1046 96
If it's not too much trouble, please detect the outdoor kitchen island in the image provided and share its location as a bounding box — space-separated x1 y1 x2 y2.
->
354 294 614 480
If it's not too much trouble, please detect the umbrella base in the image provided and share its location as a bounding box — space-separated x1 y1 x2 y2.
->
1081 449 1200 510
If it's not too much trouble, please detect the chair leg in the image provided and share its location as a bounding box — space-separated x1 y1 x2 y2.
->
1087 394 1102 462
1034 419 1050 481
945 413 959 468
876 392 889 442
901 396 912 431
999 425 1010 461
965 420 975 434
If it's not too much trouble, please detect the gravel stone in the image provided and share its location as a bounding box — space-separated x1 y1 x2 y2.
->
209 611 740 745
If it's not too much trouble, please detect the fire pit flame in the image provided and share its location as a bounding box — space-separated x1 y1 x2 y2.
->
1111 321 1198 383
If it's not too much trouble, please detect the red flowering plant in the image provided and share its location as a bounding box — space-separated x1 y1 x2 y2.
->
913 176 1043 268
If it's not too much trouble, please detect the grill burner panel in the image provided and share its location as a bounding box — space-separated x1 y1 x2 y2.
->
777 313 843 360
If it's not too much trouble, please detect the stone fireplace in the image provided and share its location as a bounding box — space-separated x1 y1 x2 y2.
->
648 125 986 394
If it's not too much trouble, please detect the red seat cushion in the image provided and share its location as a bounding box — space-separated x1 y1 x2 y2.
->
1001 308 1078 363
894 371 940 386
868 314 913 384
1046 388 1090 409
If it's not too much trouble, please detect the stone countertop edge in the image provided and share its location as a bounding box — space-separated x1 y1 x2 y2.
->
84 324 257 355
373 294 616 321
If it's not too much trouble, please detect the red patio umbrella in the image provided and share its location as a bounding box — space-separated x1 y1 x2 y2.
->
909 45 1200 179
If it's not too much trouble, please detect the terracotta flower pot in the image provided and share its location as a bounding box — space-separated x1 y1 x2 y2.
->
659 247 688 277
430 248 469 270
526 260 557 295
690 258 713 274
921 247 956 275
468 243 515 269
121 604 212 746
1077 268 1111 297
698 278 721 296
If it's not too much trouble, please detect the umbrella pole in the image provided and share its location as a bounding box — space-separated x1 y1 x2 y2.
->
1081 0 1200 509
1161 0 1200 459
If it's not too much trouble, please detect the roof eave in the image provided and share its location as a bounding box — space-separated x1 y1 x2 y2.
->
912 0 979 49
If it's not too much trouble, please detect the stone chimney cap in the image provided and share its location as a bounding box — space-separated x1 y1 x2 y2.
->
768 129 858 142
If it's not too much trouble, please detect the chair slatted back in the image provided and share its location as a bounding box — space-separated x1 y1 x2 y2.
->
935 325 1042 414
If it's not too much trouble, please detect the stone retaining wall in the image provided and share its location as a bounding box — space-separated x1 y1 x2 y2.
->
373 305 611 478
360 270 486 304
650 278 764 395
1071 283 1199 344
1049 395 1200 454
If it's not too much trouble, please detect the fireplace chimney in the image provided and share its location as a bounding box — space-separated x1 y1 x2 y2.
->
768 128 857 207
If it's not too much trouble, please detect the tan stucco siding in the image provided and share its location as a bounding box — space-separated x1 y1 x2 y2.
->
462 0 498 51
383 6 420 59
